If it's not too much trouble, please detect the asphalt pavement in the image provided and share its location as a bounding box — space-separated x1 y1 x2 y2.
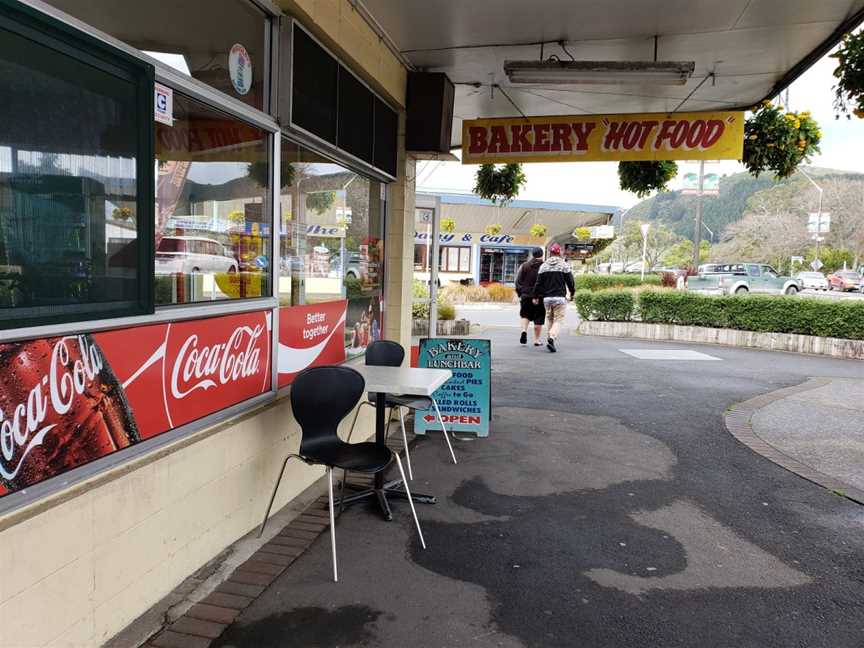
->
214 326 864 648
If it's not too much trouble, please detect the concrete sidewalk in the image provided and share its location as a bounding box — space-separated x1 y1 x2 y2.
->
178 331 864 648
749 378 864 495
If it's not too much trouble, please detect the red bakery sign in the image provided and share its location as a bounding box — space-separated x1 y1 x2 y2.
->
0 311 271 497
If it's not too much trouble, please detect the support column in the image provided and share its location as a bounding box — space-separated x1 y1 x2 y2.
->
384 113 416 359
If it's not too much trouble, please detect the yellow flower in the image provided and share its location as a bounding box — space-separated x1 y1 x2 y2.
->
785 114 796 120
801 111 811 117
815 130 822 138
793 120 801 128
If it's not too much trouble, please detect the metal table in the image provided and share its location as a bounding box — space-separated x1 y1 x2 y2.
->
341 364 452 520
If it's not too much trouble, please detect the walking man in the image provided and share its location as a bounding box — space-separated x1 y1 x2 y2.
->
515 247 545 346
532 243 574 352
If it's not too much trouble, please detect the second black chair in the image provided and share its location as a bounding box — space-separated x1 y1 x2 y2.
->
258 365 425 582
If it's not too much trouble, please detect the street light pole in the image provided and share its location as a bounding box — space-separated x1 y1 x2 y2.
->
799 167 824 262
692 160 705 269
640 222 650 280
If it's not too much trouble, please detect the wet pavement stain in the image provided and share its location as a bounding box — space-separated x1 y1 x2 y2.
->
213 605 383 648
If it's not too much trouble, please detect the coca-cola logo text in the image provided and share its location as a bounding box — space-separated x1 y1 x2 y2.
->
170 325 264 399
0 336 103 480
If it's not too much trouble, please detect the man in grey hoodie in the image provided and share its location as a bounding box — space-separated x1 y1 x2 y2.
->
532 243 575 352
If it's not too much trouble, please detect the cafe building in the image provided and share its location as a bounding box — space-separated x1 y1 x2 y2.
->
2 0 862 644
414 193 617 286
0 0 421 644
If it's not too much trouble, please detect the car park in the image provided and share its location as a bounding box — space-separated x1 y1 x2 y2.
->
795 271 829 291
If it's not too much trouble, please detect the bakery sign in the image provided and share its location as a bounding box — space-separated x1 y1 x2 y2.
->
462 111 744 164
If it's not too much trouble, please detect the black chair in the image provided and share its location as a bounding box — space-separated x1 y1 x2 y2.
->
347 340 457 480
258 365 424 582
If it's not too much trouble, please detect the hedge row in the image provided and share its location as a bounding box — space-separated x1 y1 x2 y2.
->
573 273 661 292
575 289 864 340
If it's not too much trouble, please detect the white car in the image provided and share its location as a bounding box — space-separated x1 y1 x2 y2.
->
155 236 238 275
795 271 829 291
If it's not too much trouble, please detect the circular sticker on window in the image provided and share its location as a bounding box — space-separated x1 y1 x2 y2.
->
228 43 253 96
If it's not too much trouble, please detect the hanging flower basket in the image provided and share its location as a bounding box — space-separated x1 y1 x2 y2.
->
831 31 864 118
440 217 456 233
618 161 678 198
741 101 821 179
473 163 527 206
529 223 548 238
485 223 502 236
573 226 592 240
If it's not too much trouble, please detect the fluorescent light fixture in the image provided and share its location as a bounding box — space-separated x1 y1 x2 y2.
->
503 60 695 86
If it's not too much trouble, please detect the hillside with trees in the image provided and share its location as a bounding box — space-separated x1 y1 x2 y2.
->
613 167 864 273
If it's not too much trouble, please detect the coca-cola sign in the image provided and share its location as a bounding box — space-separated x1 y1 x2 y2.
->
0 311 271 498
278 301 346 388
161 315 270 429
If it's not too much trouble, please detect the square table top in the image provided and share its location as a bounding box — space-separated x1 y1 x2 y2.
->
352 364 452 396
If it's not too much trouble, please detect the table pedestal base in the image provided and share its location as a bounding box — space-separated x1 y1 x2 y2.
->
339 480 436 521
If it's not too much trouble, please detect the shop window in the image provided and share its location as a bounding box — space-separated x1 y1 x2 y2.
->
438 246 471 273
278 138 384 354
0 2 153 329
337 66 374 164
291 26 338 144
44 0 269 111
155 93 270 304
285 23 400 178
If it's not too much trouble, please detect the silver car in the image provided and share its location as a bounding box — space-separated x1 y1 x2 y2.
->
795 271 829 291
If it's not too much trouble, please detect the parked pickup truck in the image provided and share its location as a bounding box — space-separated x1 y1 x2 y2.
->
685 263 802 296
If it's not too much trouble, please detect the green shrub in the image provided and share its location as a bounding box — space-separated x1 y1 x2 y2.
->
345 275 363 298
438 302 456 320
574 289 635 321
574 273 661 291
638 291 864 340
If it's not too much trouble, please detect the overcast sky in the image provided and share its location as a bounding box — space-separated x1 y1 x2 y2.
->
417 47 862 210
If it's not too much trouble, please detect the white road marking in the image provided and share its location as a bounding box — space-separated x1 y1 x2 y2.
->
619 349 722 361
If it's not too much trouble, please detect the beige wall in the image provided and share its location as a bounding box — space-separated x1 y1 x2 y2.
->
384 114 417 354
0 396 377 646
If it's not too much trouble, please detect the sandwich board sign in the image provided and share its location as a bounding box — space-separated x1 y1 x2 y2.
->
416 338 491 437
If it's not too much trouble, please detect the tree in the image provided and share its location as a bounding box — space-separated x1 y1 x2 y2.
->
599 220 683 269
710 211 809 273
662 240 710 268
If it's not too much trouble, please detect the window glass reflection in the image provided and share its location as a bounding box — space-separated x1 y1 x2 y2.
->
155 93 270 305
279 138 384 354
0 18 144 325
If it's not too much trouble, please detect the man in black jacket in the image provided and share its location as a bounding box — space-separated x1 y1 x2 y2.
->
514 248 545 346
532 243 575 352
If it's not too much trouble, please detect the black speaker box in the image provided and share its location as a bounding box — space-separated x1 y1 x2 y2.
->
406 72 455 153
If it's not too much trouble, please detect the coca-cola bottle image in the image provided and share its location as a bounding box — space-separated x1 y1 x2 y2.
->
0 334 139 495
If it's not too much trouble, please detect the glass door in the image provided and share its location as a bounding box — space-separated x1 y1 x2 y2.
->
413 194 440 337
